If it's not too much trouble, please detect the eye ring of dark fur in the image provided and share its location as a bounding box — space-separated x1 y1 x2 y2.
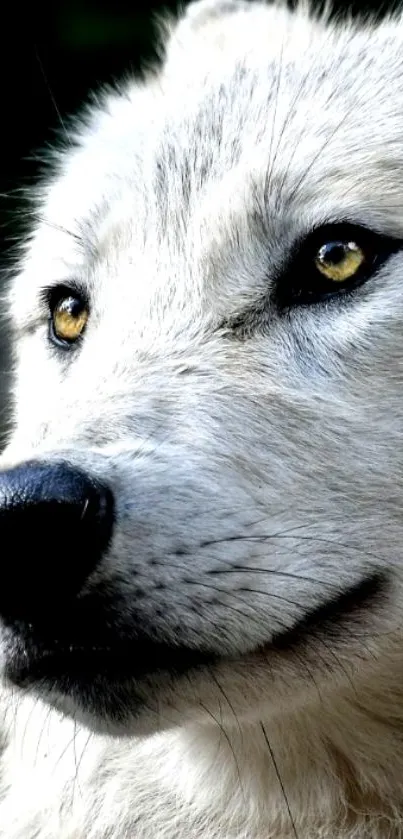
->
275 222 402 308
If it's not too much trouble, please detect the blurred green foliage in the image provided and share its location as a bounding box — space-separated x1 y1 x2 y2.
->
57 5 158 50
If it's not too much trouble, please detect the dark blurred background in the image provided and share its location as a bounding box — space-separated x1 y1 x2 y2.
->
0 0 397 439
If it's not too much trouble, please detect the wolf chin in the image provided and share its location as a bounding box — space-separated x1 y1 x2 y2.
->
1 1 403 836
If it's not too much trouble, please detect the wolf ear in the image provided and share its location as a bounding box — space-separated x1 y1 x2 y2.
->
159 0 254 73
177 0 252 32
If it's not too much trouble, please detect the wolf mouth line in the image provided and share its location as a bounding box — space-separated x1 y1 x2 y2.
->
4 573 384 701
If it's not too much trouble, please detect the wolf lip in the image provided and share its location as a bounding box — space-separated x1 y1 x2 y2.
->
3 574 385 693
4 629 213 691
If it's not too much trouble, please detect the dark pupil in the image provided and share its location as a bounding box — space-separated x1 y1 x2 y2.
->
62 297 82 317
321 242 347 265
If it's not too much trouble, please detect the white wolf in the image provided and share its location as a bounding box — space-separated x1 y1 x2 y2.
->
1 0 403 836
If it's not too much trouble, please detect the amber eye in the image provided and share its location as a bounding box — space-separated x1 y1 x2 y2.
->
314 240 365 282
50 293 89 346
275 223 400 308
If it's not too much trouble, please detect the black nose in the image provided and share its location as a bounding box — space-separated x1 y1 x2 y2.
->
0 460 114 620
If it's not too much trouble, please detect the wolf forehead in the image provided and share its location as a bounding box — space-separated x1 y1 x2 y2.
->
11 0 403 323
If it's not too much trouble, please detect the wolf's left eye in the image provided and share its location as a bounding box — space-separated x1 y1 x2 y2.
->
276 223 400 307
48 290 89 347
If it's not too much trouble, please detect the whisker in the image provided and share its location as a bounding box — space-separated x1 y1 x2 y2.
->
208 667 244 742
200 700 245 804
34 47 72 148
260 722 298 839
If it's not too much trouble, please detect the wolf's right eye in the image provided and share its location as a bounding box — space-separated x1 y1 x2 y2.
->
47 288 89 348
276 223 401 308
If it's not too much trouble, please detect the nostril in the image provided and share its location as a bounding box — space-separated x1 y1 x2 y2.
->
0 460 114 621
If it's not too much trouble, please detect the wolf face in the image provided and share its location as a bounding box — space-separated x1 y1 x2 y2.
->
1 0 403 738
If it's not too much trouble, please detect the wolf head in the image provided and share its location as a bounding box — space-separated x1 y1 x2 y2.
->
0 0 402 733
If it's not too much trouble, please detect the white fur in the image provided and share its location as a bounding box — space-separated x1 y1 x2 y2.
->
2 1 403 836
